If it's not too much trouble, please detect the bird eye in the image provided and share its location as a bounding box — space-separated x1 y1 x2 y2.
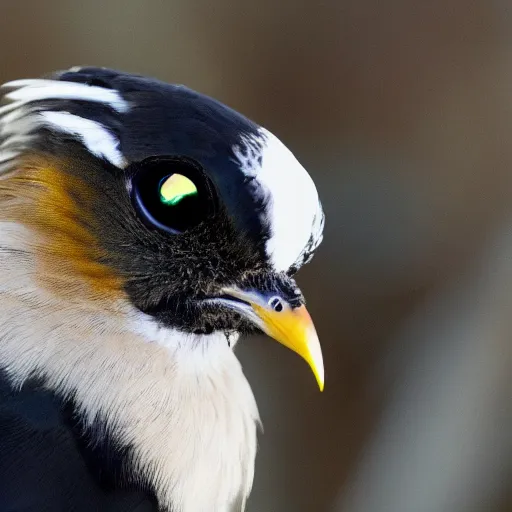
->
130 157 215 234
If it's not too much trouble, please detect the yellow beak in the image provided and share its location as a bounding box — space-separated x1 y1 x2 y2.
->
221 288 324 391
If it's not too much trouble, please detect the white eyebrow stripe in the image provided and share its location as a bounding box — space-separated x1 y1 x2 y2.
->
40 111 126 167
1 79 129 113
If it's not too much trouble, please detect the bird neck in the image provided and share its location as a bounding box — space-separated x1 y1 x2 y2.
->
0 221 260 512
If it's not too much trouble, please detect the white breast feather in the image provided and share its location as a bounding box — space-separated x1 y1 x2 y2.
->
0 221 260 512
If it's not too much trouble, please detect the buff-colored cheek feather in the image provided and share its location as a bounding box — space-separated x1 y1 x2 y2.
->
0 155 125 304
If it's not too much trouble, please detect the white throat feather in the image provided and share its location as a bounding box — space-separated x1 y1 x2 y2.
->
0 221 260 512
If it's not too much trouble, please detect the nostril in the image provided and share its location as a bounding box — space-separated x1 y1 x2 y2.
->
268 296 283 312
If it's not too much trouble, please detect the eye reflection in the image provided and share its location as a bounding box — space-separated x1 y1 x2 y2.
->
159 174 198 206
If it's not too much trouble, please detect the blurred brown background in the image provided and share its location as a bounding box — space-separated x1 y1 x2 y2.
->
2 1 512 511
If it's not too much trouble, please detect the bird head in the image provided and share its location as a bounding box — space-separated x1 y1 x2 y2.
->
0 67 325 388
0 67 326 511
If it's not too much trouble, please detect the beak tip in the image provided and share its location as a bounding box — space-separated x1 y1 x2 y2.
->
308 341 324 392
315 367 325 392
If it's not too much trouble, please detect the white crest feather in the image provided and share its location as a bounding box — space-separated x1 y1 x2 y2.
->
0 78 129 170
40 111 125 167
0 79 129 113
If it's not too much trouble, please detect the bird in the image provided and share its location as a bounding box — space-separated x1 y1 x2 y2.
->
0 67 325 512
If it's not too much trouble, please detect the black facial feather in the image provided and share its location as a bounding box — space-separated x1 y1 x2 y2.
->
50 142 300 335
